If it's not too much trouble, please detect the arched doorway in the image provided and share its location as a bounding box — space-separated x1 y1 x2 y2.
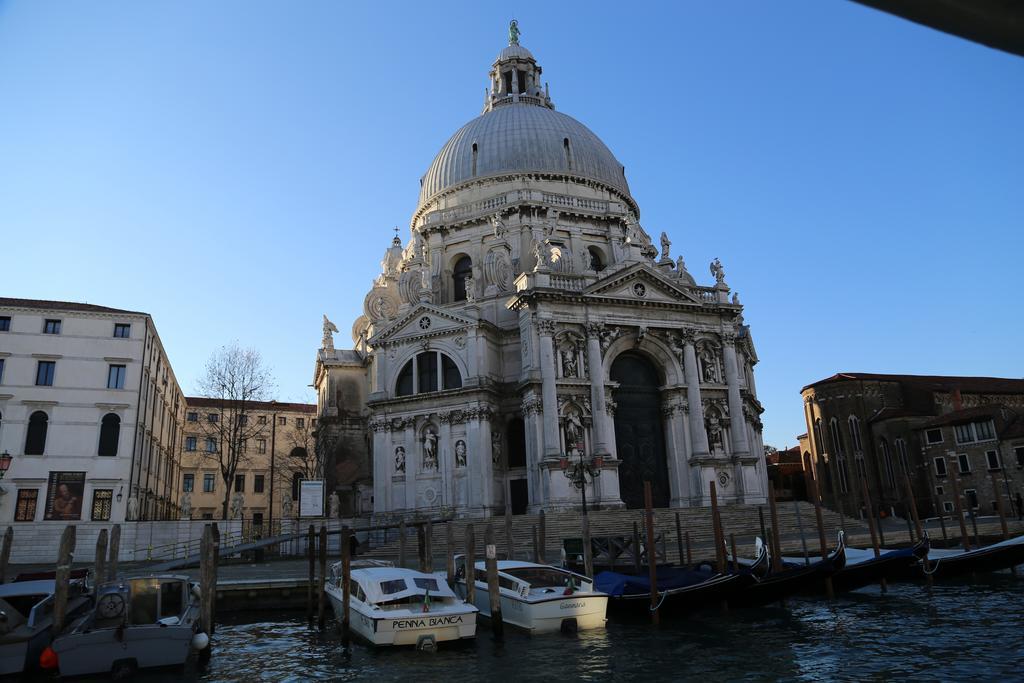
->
611 352 670 509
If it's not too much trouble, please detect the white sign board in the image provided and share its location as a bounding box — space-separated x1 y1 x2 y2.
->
299 480 325 518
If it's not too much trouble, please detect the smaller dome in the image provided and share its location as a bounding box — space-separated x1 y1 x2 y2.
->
497 44 534 62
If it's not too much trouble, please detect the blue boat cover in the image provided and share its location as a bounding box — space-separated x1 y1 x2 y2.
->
595 567 715 597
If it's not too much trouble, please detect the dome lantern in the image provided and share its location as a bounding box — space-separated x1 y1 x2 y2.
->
485 21 553 113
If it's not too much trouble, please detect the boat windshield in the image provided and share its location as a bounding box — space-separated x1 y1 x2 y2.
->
128 578 187 625
379 579 407 595
413 577 439 592
503 568 572 588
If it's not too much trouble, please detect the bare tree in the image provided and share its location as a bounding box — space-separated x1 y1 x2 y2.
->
195 343 275 519
275 414 329 508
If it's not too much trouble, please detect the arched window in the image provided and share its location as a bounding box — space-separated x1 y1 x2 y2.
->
894 438 909 476
880 439 895 488
848 415 863 452
98 413 120 457
588 246 606 272
25 411 48 455
471 142 478 176
828 418 844 456
394 351 462 396
563 137 573 170
813 418 824 456
452 256 472 302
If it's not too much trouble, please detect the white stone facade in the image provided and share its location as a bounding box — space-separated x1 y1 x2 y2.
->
0 298 185 525
317 31 768 518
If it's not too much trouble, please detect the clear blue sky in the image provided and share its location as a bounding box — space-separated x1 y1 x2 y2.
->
1 1 1021 448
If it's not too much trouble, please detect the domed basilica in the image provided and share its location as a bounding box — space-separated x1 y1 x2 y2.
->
315 23 768 518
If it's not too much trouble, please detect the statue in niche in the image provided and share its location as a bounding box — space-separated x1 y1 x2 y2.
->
329 491 341 518
423 430 438 470
660 232 671 259
564 413 584 451
490 213 507 239
706 416 723 450
230 491 244 519
455 440 467 468
180 492 192 519
395 446 406 473
560 346 578 378
532 239 549 271
464 275 476 303
322 315 338 352
701 347 720 383
491 432 502 466
282 493 294 518
710 257 726 285
126 496 139 521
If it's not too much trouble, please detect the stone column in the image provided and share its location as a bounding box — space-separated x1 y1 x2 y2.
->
439 413 453 509
478 414 494 512
722 334 750 459
585 323 611 456
537 319 560 457
404 419 418 512
681 330 710 459
371 421 389 514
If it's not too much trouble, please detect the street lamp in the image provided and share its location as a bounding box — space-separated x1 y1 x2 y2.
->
560 443 602 516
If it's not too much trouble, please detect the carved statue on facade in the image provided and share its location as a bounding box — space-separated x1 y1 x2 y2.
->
282 492 294 518
423 430 438 469
700 346 720 383
180 492 192 519
532 239 549 271
509 18 520 45
491 431 502 466
732 292 740 305
395 446 406 473
490 213 507 239
706 416 723 450
328 491 341 518
230 491 244 519
676 255 687 274
322 315 338 352
464 275 476 303
564 412 584 450
660 231 671 259
710 257 726 285
126 496 139 521
455 440 467 467
560 346 578 378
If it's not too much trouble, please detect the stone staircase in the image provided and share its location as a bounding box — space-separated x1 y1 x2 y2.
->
361 501 878 568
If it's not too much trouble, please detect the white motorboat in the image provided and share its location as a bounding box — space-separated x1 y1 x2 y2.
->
325 562 477 649
455 559 608 634
45 575 207 678
0 579 90 676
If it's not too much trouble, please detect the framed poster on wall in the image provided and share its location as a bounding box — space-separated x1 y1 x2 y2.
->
44 471 85 521
299 479 325 518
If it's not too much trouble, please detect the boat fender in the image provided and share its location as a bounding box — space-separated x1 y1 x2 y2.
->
191 631 211 650
39 646 59 670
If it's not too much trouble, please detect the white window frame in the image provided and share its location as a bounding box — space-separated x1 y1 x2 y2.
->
954 423 975 444
956 453 971 474
942 501 954 513
924 428 943 445
933 457 948 477
985 450 1000 471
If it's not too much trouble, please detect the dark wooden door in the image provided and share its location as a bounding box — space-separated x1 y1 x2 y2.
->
510 479 529 515
611 352 670 509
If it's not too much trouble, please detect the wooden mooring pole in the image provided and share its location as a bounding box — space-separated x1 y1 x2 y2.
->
582 514 593 579
464 523 476 604
0 527 12 584
675 512 684 567
804 466 834 599
398 519 407 569
532 525 539 564
903 476 924 541
93 528 108 593
860 479 886 591
447 522 456 584
991 472 1010 540
632 521 642 574
417 524 427 573
504 508 515 561
423 520 433 573
199 524 215 638
107 524 121 581
729 533 739 573
307 524 316 622
538 509 546 564
340 525 351 647
793 500 810 565
768 483 783 572
950 470 971 550
684 531 692 567
484 523 503 639
643 483 660 625
318 525 327 630
709 481 726 574
52 525 76 636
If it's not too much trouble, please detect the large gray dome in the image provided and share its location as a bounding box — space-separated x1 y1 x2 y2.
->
418 103 633 209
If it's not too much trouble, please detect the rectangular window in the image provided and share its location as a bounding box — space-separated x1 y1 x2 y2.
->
254 475 265 493
107 364 126 389
942 501 954 513
234 474 245 492
957 453 971 474
0 316 10 332
183 473 194 492
113 323 131 338
258 415 267 425
1016 446 1024 469
91 489 113 521
36 360 55 386
208 413 219 423
935 485 944 496
418 352 439 393
187 412 199 422
933 457 947 477
203 474 215 492
205 437 216 453
43 319 61 334
974 420 994 441
985 450 1000 471
954 423 974 444
185 437 197 452
278 416 286 426
257 438 266 454
0 358 4 384
296 417 304 428
964 489 979 509
925 428 943 445
238 415 248 426
14 489 38 522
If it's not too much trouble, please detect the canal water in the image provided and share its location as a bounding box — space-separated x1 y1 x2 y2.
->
82 575 1024 681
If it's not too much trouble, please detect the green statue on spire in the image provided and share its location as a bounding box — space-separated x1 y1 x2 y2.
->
509 19 520 46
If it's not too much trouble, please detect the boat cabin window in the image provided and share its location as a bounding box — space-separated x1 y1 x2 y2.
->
160 581 184 618
380 579 407 595
130 584 159 625
413 577 439 592
499 575 520 592
2 594 48 620
503 567 572 588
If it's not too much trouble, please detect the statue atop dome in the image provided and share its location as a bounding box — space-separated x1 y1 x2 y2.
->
509 19 521 46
